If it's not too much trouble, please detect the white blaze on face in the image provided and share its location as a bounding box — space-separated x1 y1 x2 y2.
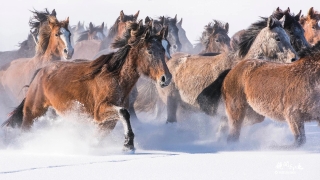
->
59 27 73 55
162 39 171 59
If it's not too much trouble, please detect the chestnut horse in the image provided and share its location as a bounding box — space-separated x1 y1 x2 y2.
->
300 7 320 45
72 22 105 60
2 20 172 151
134 16 297 130
222 41 320 149
94 10 139 58
0 9 73 111
193 20 231 54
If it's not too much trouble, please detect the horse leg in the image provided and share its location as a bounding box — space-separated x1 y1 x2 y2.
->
286 117 306 148
128 85 139 121
95 104 135 151
166 94 178 123
243 106 265 126
21 99 48 131
224 99 246 143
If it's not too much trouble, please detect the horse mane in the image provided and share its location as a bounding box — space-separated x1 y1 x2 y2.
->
238 17 282 57
298 41 320 59
80 21 149 80
76 24 105 42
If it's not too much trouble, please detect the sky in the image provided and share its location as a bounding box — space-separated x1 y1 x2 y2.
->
0 0 318 51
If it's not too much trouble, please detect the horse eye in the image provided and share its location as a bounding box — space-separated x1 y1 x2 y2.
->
275 37 281 42
215 39 219 42
312 26 316 30
55 34 59 37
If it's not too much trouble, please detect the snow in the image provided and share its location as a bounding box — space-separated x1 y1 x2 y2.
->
0 111 319 180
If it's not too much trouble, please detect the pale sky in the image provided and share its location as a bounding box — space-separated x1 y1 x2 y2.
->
0 0 318 51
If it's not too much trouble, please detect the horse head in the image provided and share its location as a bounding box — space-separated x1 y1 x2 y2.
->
300 7 320 45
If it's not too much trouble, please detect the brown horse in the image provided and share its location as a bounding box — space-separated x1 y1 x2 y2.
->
71 22 105 60
0 9 73 109
2 20 172 151
222 41 320 149
300 7 320 45
94 10 139 58
134 16 297 129
193 20 231 54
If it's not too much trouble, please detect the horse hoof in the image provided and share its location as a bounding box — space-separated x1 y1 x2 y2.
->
122 145 135 153
166 120 177 124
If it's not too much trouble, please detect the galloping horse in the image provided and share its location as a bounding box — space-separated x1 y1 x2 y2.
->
0 9 73 108
0 34 36 67
222 41 320 149
193 20 231 54
2 20 172 151
300 7 320 45
94 10 139 58
176 18 193 53
134 16 297 132
72 22 105 60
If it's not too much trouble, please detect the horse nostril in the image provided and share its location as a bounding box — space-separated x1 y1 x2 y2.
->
161 75 166 83
64 49 68 54
291 58 297 62
172 45 177 50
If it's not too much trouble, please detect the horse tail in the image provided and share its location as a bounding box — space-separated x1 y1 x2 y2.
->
1 98 25 128
134 79 159 114
196 69 231 114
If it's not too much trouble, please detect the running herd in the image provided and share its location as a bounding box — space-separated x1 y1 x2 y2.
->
0 7 320 151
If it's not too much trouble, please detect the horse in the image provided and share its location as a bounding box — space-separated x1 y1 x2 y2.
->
230 30 245 51
272 7 310 51
94 10 140 58
176 18 193 53
72 22 106 60
193 20 231 54
134 16 297 133
70 21 86 46
145 15 182 56
2 20 172 151
222 41 320 149
0 9 73 111
0 34 36 67
300 7 320 45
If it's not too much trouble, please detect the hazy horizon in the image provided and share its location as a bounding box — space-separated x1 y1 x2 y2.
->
0 0 317 51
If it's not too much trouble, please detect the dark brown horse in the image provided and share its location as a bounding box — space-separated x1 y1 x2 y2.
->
300 7 320 45
222 41 320 149
2 20 172 151
72 22 106 60
94 10 139 58
0 9 73 109
193 20 231 54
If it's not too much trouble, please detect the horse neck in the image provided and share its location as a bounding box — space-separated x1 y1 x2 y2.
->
40 39 62 61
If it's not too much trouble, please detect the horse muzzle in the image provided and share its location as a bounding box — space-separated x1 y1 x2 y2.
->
159 73 172 88
64 48 74 60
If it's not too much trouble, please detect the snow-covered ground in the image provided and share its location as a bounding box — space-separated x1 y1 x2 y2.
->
0 111 319 180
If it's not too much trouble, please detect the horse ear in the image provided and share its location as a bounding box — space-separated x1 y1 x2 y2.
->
295 10 302 21
225 23 229 33
142 28 151 40
51 9 56 16
89 22 94 33
133 10 140 21
308 7 315 18
286 7 290 13
279 15 285 27
160 16 165 26
77 21 81 27
174 14 177 23
120 10 125 22
178 18 183 26
145 16 151 24
267 16 276 29
276 7 280 12
65 17 70 28
100 22 105 30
